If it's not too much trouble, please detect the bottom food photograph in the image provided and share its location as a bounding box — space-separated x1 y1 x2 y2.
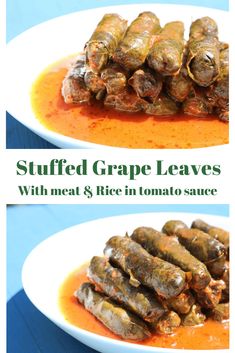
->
17 205 229 353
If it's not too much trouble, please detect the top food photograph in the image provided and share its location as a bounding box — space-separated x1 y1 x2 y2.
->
6 5 229 149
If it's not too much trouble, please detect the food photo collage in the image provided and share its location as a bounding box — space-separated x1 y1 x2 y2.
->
5 1 230 353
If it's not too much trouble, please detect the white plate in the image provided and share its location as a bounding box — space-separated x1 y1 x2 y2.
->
6 5 228 149
22 212 229 353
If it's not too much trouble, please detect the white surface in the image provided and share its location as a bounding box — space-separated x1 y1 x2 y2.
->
22 212 229 353
6 4 228 149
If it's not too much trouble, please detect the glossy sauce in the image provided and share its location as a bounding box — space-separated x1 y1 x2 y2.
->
59 266 229 350
31 56 229 149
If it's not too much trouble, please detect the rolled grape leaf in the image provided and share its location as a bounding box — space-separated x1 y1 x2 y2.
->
181 304 206 326
163 223 225 263
191 219 229 256
206 46 229 122
85 14 128 72
162 221 226 277
186 17 220 87
62 54 91 104
189 16 218 39
145 94 179 116
104 89 148 112
166 66 193 102
209 303 229 322
156 311 181 334
165 290 195 314
113 12 161 70
84 70 106 100
162 220 188 235
131 226 211 290
206 254 227 278
147 21 185 76
101 63 128 95
76 282 151 340
128 68 162 101
221 262 229 302
104 235 186 299
191 219 229 249
183 88 213 117
195 279 225 309
88 256 166 323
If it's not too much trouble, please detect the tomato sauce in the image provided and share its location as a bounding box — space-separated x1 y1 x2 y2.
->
59 266 229 350
31 56 229 149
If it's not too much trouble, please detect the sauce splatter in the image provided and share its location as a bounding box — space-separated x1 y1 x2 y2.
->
31 56 229 149
59 266 229 350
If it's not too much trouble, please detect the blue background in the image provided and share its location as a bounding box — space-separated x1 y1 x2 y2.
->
7 204 229 353
6 0 229 149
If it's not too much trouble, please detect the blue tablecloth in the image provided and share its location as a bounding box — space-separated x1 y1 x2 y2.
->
7 204 228 353
6 113 59 149
6 0 228 149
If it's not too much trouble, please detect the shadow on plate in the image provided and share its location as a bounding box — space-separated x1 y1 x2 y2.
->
7 289 97 353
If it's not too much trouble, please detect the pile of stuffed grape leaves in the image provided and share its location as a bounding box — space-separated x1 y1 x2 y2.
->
62 13 229 121
75 218 229 341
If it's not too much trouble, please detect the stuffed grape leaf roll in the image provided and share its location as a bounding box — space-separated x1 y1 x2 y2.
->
145 94 179 115
156 311 181 334
182 87 213 117
191 219 229 254
162 220 188 235
186 17 220 87
147 21 185 76
221 262 229 302
128 68 162 101
164 290 195 314
104 89 148 112
131 226 211 290
101 63 128 95
113 12 161 70
104 235 186 299
162 221 226 277
181 304 206 326
195 279 225 309
166 66 193 102
88 256 166 323
205 46 229 122
209 303 229 322
162 222 225 263
76 282 151 340
84 70 106 100
85 14 128 72
61 54 91 104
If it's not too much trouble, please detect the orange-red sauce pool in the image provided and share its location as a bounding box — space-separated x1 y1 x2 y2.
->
59 266 229 350
31 56 229 149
